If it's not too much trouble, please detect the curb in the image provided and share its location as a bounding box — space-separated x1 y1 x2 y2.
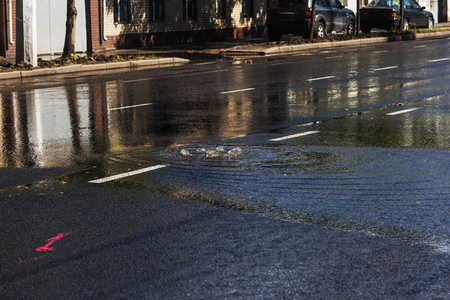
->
0 57 189 80
224 30 450 56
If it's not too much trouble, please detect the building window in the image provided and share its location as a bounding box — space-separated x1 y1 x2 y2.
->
183 0 197 20
242 0 253 18
114 0 131 23
150 0 164 21
214 0 227 19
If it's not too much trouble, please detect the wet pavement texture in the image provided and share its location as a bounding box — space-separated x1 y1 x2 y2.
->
0 180 448 298
0 37 449 298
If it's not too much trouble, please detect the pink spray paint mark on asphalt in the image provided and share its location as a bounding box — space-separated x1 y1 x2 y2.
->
34 233 70 252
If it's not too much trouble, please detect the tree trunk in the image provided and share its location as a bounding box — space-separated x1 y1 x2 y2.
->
308 0 316 42
356 0 360 34
399 0 404 32
62 0 77 58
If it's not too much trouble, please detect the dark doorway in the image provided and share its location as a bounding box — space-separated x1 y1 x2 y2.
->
438 0 448 22
0 0 6 57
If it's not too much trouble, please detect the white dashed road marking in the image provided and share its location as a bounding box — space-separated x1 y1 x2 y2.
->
270 131 320 142
373 66 398 71
220 88 255 94
386 107 422 116
89 165 168 184
429 58 450 63
109 103 153 111
306 76 336 82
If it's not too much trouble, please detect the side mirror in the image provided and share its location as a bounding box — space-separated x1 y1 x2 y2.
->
421 6 426 10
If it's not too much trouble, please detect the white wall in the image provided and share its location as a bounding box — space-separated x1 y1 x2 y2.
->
36 0 87 56
23 0 37 66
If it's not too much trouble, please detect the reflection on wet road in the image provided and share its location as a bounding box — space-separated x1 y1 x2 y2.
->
1 38 449 251
103 96 445 252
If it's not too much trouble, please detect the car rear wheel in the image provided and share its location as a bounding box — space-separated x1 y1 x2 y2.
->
268 29 282 41
346 21 355 35
428 17 434 29
315 22 326 38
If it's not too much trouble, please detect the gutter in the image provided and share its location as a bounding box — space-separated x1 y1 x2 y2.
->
102 0 107 41
9 0 14 44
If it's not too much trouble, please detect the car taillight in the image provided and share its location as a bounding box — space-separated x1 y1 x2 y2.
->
267 7 271 20
305 7 312 19
389 11 397 17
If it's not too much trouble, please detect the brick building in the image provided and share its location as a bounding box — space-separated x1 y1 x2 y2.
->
1 0 267 65
0 0 16 63
96 0 267 50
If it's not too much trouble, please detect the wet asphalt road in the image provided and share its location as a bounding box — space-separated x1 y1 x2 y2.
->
0 37 449 298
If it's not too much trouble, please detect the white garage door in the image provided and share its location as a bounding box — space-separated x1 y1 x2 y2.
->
36 0 87 56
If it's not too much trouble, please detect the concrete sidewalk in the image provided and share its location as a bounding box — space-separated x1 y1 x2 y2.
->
0 57 190 81
224 25 450 56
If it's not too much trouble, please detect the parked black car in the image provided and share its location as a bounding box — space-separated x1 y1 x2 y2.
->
266 0 356 41
359 0 434 33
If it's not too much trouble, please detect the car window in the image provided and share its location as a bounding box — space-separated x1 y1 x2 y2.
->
330 0 343 8
367 0 399 7
316 0 330 8
275 0 308 7
406 0 421 10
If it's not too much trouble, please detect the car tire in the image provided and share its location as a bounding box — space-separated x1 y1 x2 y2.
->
346 21 355 35
315 22 326 38
268 29 282 41
428 17 434 29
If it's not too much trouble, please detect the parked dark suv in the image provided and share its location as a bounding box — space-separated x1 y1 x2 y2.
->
266 0 356 41
360 0 434 32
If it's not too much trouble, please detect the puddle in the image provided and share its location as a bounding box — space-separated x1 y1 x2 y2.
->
149 144 450 252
